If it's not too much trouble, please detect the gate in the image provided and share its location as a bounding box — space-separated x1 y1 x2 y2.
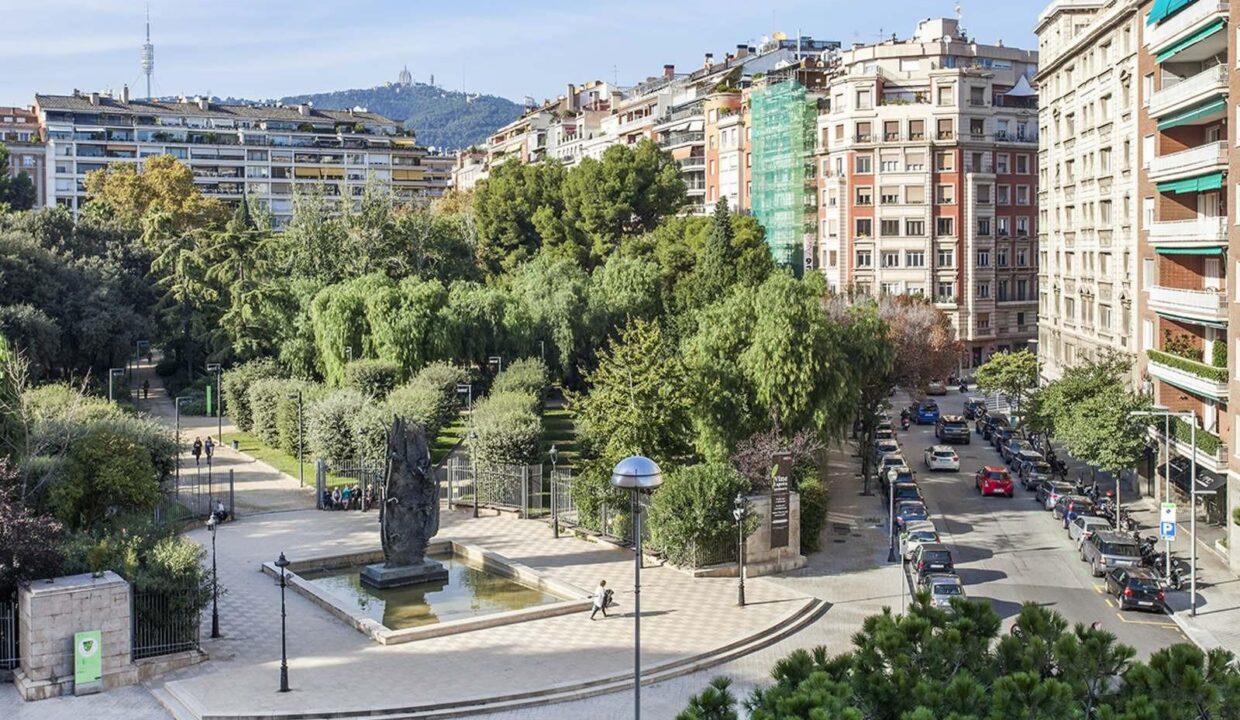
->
314 458 384 511
0 595 17 672
131 590 200 660
442 455 544 518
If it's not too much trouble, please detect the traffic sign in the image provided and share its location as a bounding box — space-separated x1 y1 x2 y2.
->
1160 502 1176 524
1160 521 1177 540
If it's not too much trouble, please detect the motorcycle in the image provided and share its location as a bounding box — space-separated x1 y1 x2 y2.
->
958 381 968 393
900 416 911 431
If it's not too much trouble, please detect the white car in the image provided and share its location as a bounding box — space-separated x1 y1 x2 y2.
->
923 445 960 472
900 520 939 560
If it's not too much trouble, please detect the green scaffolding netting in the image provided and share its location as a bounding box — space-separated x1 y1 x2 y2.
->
750 81 818 274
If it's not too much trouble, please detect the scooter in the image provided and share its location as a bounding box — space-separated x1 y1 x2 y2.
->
958 381 968 393
900 415 911 431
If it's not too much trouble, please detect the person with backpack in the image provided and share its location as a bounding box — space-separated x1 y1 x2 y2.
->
590 580 613 620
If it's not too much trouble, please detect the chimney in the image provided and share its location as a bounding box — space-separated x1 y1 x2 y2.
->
298 103 310 116
735 43 749 59
197 96 209 111
88 91 99 106
704 52 714 69
121 84 130 103
663 64 675 78
566 83 577 111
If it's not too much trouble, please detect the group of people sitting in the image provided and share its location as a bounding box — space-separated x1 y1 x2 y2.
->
321 483 375 511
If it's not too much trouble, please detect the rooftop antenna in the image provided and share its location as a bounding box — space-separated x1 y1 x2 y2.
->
141 3 154 99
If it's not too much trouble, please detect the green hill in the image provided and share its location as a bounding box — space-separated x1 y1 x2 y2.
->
277 83 522 150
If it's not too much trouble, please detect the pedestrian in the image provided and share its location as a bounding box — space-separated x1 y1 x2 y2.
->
141 379 150 400
590 579 611 620
192 437 203 466
1090 621 1102 631
212 499 229 523
331 486 342 510
204 437 215 462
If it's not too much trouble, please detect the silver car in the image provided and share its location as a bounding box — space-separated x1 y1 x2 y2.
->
900 520 939 560
920 573 965 608
1069 515 1112 545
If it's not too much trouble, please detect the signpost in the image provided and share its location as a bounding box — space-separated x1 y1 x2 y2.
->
73 630 102 695
1159 501 1176 579
769 453 792 549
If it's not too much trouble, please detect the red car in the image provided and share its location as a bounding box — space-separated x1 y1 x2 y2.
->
976 466 1014 497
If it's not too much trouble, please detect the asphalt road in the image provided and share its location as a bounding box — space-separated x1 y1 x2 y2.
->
889 390 1187 657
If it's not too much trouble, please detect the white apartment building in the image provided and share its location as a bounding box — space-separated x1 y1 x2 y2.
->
1035 0 1142 382
36 89 451 226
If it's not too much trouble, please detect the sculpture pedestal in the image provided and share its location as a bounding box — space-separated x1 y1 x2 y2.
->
360 559 449 589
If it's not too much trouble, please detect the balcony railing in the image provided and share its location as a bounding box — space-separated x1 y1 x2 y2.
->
1147 348 1229 400
1147 216 1228 246
1148 285 1228 322
1148 141 1227 182
658 131 704 148
1149 65 1228 119
676 157 705 170
1145 1 1229 54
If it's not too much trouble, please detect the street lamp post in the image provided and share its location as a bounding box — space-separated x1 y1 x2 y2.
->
455 383 473 414
549 444 560 539
108 368 125 403
610 456 663 720
887 471 899 563
274 552 291 693
174 396 194 487
488 355 503 375
207 363 223 443
733 493 747 607
288 391 304 487
207 514 220 638
468 430 479 518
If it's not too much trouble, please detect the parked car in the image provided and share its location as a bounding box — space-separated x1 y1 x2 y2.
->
896 500 929 530
1018 459 1054 490
935 415 971 444
1001 438 1036 464
980 413 1010 441
874 427 896 443
876 417 894 432
975 466 1014 497
1053 495 1095 527
924 445 961 472
891 481 924 505
877 453 908 480
1081 530 1142 577
1039 479 1076 510
1069 514 1113 545
991 425 1015 450
915 401 941 425
920 572 966 608
900 520 939 560
873 439 900 463
926 381 948 396
910 543 955 582
1105 567 1167 613
963 397 988 420
882 465 917 493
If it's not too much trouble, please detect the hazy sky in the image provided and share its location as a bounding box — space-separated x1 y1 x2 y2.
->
3 0 1046 106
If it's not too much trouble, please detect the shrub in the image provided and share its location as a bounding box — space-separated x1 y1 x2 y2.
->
24 383 123 425
646 463 753 568
60 518 212 611
350 403 392 465
154 355 179 377
247 378 300 447
795 467 828 554
386 361 468 438
49 423 162 529
1214 339 1228 369
306 390 366 465
343 359 401 399
470 390 541 467
275 381 324 458
0 459 64 593
221 359 280 431
491 357 547 405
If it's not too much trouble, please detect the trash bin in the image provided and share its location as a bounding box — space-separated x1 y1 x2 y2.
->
231 440 240 451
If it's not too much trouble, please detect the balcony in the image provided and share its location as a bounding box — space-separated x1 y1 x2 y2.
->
1147 349 1229 400
1161 417 1229 472
1147 216 1228 247
1148 285 1228 323
1147 141 1227 183
658 131 703 149
1145 1 1228 56
676 157 705 171
1148 66 1227 119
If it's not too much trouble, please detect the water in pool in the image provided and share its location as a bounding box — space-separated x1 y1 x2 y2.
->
300 554 561 629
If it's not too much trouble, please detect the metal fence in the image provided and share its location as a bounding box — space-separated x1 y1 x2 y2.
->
131 590 201 661
314 459 383 511
163 461 234 522
0 596 17 671
442 455 545 518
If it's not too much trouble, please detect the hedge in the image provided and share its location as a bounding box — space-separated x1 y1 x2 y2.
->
491 357 547 404
275 382 325 458
350 403 392 465
795 465 828 554
221 360 281 432
386 362 468 438
306 390 367 465
646 463 753 568
1170 416 1222 456
469 390 541 467
1148 349 1228 383
247 378 306 448
343 359 401 398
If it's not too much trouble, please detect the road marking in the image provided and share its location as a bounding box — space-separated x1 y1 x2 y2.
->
1112 612 1180 629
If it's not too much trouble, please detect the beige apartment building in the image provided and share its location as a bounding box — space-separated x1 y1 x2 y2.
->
0 106 46 206
1035 0 1143 384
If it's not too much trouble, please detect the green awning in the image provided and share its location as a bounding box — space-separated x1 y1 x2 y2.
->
1155 245 1225 255
1148 0 1197 26
1157 171 1224 195
1155 311 1228 329
1156 18 1226 63
1157 99 1227 130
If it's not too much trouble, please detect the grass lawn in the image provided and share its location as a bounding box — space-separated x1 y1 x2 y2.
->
222 430 351 487
433 414 468 465
540 405 580 469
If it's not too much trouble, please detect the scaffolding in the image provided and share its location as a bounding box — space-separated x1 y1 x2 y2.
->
750 80 818 273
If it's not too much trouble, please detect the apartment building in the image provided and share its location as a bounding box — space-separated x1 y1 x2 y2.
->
1036 0 1143 384
35 89 450 226
0 106 46 206
816 18 1040 367
1135 0 1236 571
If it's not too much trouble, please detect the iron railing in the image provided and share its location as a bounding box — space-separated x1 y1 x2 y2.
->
131 590 201 660
0 595 18 671
442 456 546 518
314 458 383 511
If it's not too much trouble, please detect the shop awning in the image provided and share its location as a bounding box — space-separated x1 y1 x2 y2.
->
1155 311 1229 329
1159 456 1227 494
1147 0 1197 26
1157 171 1224 195
1155 18 1226 63
1157 99 1227 130
1154 245 1225 255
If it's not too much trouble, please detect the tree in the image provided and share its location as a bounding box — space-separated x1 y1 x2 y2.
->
826 298 895 494
1026 351 1133 437
50 424 162 529
880 295 961 394
0 458 64 593
0 143 36 211
473 160 565 275
975 349 1038 412
1057 383 1151 479
693 198 737 305
82 155 224 235
677 677 739 720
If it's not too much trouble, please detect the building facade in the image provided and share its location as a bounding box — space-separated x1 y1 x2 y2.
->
1036 0 1142 383
0 106 46 206
35 90 450 226
816 18 1040 367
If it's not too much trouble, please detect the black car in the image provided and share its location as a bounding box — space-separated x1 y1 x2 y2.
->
935 415 971 444
910 543 955 581
963 397 987 420
891 481 924 503
1105 567 1167 613
981 414 1011 441
991 425 1015 450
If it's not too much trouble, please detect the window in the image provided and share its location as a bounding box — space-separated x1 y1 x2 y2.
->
997 217 1010 236
908 284 925 296
997 185 1011 205
882 251 900 267
856 90 873 110
996 153 1010 174
1099 305 1112 331
976 184 992 204
1142 135 1153 169
937 249 955 267
855 154 873 173
856 121 872 142
977 282 991 299
977 249 990 267
936 151 954 171
906 219 926 236
905 151 926 171
996 247 1009 267
881 282 903 295
937 85 955 106
883 121 899 141
977 217 992 236
936 217 955 236
906 250 926 267
856 249 873 267
1142 73 1153 107
969 86 986 106
1099 199 1112 225
970 118 985 138
997 280 1010 301
880 150 900 172
881 219 901 236
828 250 838 266
1016 186 1030 205
936 184 955 204
978 312 990 329
1142 319 1154 350
856 218 873 237
856 186 873 205
1099 148 1111 174
1017 311 1026 327
909 119 925 140
936 118 954 140
1016 217 1030 236
1142 257 1154 289
880 186 900 204
1017 248 1028 267
905 185 925 205
1016 155 1029 174
936 282 955 302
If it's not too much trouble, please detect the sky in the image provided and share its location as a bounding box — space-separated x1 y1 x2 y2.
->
1 0 1047 106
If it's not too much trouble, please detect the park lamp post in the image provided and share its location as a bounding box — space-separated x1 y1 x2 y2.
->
549 444 560 539
887 467 899 563
733 492 747 607
108 368 125 403
207 514 221 638
488 355 503 375
275 552 291 693
174 396 194 486
610 455 663 720
206 363 223 443
1129 408 1198 616
455 382 473 414
468 430 479 518
287 391 304 488
134 339 149 373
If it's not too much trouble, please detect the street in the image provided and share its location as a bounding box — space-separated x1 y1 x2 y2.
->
890 389 1187 656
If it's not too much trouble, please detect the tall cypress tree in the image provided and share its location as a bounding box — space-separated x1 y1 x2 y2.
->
695 197 737 303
